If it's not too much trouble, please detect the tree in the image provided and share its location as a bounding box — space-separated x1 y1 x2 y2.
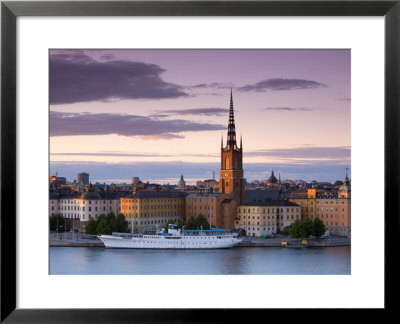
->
49 214 64 232
288 219 304 242
185 216 197 230
312 217 326 239
115 213 129 233
96 218 109 235
85 218 98 235
177 219 186 230
196 214 210 230
281 226 291 236
302 217 314 238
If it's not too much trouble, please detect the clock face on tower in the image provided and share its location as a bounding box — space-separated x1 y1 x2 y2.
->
224 172 228 178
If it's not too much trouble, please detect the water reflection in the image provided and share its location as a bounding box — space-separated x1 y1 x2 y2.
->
50 246 351 275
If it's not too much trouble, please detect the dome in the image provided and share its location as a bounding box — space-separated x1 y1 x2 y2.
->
80 185 101 200
177 174 186 189
267 170 278 184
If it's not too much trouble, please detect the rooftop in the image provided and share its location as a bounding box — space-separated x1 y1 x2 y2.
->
130 191 187 199
239 199 299 207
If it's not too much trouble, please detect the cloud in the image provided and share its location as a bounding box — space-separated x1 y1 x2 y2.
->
154 108 229 116
263 107 315 111
50 111 225 139
245 146 350 159
50 152 219 158
49 50 188 104
189 82 230 89
239 78 327 92
50 152 175 157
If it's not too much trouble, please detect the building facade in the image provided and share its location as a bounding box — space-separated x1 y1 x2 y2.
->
235 200 301 237
316 198 351 237
120 191 186 233
286 188 317 220
49 185 123 232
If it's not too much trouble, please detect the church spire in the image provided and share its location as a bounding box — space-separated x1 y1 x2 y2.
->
344 168 349 185
226 85 237 149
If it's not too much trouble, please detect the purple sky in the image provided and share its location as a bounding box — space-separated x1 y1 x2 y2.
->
49 49 351 183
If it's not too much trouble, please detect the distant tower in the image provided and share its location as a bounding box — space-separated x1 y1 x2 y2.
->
338 168 351 198
77 172 89 185
177 174 186 190
219 86 245 204
278 171 282 191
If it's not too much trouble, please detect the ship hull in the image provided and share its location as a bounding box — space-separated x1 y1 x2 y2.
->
98 235 242 249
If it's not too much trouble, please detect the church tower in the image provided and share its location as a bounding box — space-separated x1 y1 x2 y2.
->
338 168 351 198
219 87 245 204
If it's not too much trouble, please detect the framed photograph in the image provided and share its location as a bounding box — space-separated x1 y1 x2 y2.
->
1 0 398 322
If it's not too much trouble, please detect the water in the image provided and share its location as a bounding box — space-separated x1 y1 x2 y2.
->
50 246 350 275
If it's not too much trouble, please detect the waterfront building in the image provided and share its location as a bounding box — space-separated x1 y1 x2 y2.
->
316 172 351 237
49 187 60 216
77 172 89 185
185 193 221 228
49 185 125 232
185 193 237 230
316 198 351 237
285 188 317 221
120 191 186 233
235 200 301 237
219 87 245 204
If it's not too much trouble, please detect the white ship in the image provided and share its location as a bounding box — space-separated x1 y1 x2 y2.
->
97 224 242 249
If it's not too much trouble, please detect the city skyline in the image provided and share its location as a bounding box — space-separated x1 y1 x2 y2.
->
50 49 351 182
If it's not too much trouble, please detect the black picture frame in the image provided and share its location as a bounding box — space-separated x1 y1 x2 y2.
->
1 0 399 322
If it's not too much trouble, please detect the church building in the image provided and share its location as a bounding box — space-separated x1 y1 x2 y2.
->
219 87 245 204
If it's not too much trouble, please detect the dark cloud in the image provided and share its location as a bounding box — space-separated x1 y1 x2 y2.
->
245 146 350 159
239 78 327 92
154 108 229 116
49 51 188 104
263 107 315 111
50 111 225 139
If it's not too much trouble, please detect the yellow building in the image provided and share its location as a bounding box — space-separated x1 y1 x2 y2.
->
120 192 186 233
287 188 317 220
